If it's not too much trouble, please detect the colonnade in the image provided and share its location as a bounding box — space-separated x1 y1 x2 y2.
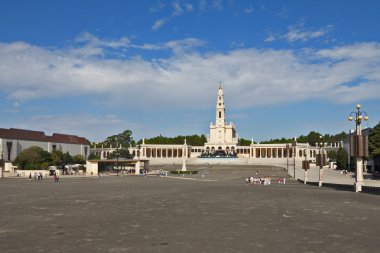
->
140 146 191 159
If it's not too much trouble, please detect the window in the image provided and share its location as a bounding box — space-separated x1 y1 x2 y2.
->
52 145 57 152
219 111 221 118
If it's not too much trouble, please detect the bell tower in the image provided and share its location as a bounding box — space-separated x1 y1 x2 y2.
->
206 82 238 149
216 82 226 126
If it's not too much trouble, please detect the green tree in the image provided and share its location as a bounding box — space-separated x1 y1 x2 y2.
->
305 131 322 146
139 134 207 146
349 156 356 171
51 150 64 166
369 121 380 157
13 146 51 169
336 147 348 170
63 152 74 164
327 150 338 161
88 153 100 160
108 148 133 159
239 138 252 146
261 137 292 144
73 154 86 164
104 130 133 148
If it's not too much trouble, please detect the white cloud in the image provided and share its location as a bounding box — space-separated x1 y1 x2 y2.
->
264 34 276 42
172 1 183 16
1 37 380 112
130 37 206 52
14 114 143 142
74 32 130 48
151 1 194 30
284 25 334 42
266 23 334 43
151 18 168 30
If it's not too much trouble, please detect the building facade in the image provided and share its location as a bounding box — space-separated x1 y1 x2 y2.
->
92 83 343 166
0 128 90 164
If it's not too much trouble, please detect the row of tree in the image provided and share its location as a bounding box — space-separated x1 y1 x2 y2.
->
92 130 135 148
94 130 349 149
13 146 86 170
259 131 347 146
137 134 207 146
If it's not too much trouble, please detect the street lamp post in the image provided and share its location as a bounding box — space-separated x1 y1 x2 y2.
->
292 139 296 178
317 136 326 187
115 142 120 175
302 150 309 184
348 104 369 192
0 149 4 178
136 144 141 174
286 144 289 172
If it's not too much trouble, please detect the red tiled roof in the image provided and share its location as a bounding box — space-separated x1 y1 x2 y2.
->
0 128 89 145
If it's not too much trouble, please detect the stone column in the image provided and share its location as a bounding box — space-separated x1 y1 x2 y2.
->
318 149 324 187
181 159 187 171
135 161 141 175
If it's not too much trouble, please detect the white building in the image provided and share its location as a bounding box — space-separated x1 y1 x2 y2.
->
205 83 238 152
0 128 90 175
93 83 331 166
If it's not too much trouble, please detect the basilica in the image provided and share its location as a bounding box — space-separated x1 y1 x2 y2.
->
92 83 340 166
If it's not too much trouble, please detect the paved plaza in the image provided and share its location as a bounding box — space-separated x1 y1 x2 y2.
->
0 167 380 253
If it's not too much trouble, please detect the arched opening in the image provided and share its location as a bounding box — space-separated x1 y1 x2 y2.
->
219 111 221 118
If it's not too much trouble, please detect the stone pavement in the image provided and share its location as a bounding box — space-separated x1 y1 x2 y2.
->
1 170 380 253
289 163 380 188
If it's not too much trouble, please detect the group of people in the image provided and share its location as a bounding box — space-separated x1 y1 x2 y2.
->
246 176 272 186
29 172 44 181
245 176 287 185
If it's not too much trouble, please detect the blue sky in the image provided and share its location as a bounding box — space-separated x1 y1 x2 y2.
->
1 0 380 142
